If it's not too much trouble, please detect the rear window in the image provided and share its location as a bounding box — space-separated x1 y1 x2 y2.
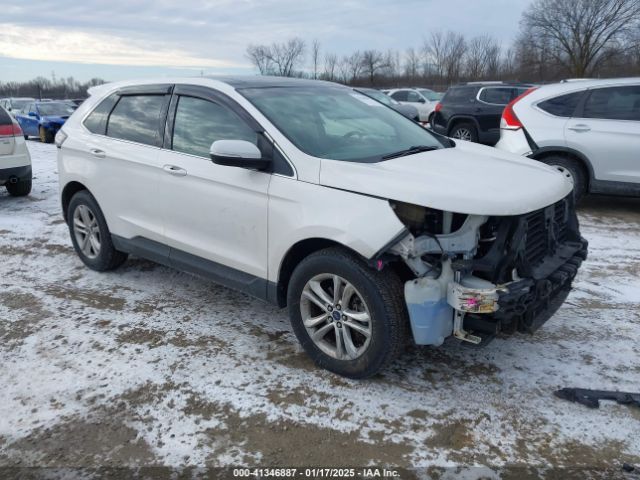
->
0 106 11 125
538 92 583 117
83 94 118 135
478 87 513 105
106 95 166 146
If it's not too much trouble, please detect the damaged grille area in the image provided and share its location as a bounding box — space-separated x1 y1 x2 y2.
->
524 197 570 266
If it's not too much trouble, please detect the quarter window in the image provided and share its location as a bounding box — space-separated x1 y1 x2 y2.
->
172 96 257 158
390 91 408 102
478 87 513 105
406 91 422 102
538 92 583 117
83 94 118 135
582 86 640 121
106 95 166 146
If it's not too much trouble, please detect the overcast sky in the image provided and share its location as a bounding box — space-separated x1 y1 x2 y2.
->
0 0 532 82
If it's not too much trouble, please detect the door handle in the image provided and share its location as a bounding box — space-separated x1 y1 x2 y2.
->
568 124 591 133
163 165 187 176
89 148 106 158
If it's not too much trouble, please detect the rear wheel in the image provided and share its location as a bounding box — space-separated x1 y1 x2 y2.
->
450 122 478 142
538 155 587 203
287 247 408 378
67 190 128 271
6 177 32 197
39 127 53 143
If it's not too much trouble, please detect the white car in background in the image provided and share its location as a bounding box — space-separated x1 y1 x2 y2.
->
57 76 586 378
496 78 640 200
386 88 440 123
0 105 32 196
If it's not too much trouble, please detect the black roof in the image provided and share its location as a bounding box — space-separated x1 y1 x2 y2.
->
205 75 343 89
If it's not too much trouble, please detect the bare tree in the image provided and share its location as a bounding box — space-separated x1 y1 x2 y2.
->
323 53 338 81
361 49 387 84
311 39 321 79
522 0 640 77
246 44 274 74
424 31 467 84
268 38 306 77
246 38 306 77
466 35 501 79
403 47 422 80
342 51 363 82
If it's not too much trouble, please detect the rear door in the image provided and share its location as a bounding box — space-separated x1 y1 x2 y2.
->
565 85 640 183
157 85 271 283
80 85 172 243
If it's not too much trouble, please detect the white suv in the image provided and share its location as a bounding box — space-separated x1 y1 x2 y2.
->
386 88 440 123
495 78 640 200
56 77 587 378
0 105 32 196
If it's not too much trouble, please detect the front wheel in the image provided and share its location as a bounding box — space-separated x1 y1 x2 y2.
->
287 247 408 378
6 177 32 197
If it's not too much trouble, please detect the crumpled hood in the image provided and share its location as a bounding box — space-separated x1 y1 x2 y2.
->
42 116 68 124
319 141 573 216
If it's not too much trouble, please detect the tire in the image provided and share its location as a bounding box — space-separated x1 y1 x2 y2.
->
449 122 478 142
538 155 587 203
24 135 28 140
6 177 32 197
67 190 128 271
287 247 408 379
39 127 54 144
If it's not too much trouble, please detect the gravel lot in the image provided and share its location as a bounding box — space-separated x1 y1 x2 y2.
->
1 142 639 478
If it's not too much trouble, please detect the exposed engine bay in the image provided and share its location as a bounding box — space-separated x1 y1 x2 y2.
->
383 196 588 346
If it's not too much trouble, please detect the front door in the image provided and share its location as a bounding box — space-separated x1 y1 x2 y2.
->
157 87 271 284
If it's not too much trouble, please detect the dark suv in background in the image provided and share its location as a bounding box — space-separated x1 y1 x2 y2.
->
431 82 532 145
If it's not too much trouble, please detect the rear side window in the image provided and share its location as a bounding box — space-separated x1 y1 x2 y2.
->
106 95 166 146
83 94 118 134
478 87 513 105
0 106 11 124
442 87 475 103
171 96 256 158
390 91 408 102
582 86 640 121
538 92 583 117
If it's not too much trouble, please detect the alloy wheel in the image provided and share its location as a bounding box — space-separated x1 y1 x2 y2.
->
300 273 372 361
452 128 472 141
73 204 101 259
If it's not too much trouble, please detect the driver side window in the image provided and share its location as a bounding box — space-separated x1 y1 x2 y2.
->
172 96 257 158
406 91 422 103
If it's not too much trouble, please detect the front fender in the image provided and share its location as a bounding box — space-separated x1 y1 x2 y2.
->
267 175 405 283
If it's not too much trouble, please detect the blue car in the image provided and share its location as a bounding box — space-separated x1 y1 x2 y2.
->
16 101 75 143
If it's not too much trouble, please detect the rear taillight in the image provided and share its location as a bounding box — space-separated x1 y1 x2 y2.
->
0 121 22 137
434 102 442 113
55 129 68 148
501 87 537 130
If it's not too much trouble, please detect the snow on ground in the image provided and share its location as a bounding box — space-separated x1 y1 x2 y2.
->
1 142 639 476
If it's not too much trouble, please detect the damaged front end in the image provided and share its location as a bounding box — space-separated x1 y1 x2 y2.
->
382 196 588 347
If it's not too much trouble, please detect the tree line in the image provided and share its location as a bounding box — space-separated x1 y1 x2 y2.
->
247 0 640 89
0 76 106 100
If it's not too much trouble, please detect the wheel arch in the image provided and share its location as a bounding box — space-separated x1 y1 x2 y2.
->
272 238 362 308
530 147 594 188
61 181 90 223
446 115 480 135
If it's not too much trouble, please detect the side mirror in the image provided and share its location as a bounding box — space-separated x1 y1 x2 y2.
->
209 140 270 170
418 98 426 103
28 112 37 117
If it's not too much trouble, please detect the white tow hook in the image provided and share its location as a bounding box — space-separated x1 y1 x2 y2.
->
448 276 500 345
453 310 482 345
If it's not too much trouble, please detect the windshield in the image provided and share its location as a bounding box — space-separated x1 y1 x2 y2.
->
419 89 441 102
12 99 31 110
359 89 397 106
241 86 446 162
38 102 75 116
